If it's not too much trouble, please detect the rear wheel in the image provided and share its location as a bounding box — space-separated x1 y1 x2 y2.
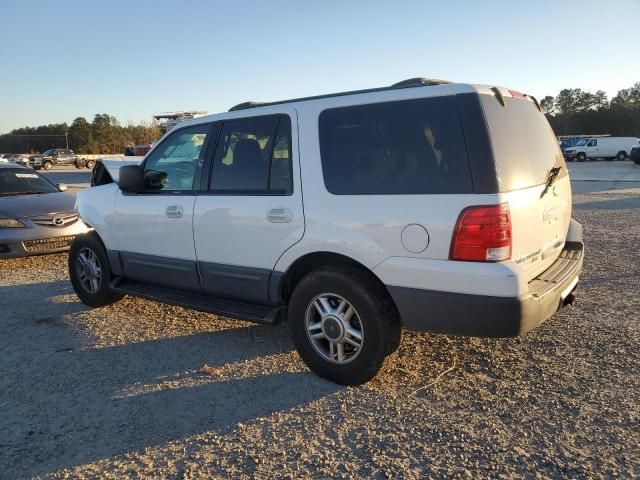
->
42 161 53 170
577 152 587 162
288 266 400 385
68 233 122 307
616 151 627 161
86 159 96 169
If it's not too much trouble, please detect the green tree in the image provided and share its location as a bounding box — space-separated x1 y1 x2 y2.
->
540 95 555 115
68 117 93 154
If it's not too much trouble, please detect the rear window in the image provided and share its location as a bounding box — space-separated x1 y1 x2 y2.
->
319 96 473 195
480 95 565 191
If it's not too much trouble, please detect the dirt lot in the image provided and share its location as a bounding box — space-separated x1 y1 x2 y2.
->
1 189 639 479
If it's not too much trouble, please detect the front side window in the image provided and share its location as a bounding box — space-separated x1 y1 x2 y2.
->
210 114 292 194
587 139 597 147
319 97 473 195
143 124 210 191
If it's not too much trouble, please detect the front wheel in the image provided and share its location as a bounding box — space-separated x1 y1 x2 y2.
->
288 266 400 385
86 160 95 169
68 233 122 307
42 161 53 170
577 152 587 162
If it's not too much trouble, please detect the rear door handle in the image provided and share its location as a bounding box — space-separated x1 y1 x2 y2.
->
267 207 293 223
166 205 183 218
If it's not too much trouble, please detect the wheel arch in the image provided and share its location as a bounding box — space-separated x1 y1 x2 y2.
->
272 251 398 313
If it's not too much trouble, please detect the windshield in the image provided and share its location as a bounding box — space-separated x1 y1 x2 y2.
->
575 139 589 146
0 169 59 195
42 149 54 155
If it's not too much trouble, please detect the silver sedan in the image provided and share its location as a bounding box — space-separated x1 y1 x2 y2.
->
0 164 89 258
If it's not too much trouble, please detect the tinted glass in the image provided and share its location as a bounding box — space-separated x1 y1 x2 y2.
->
143 124 209 191
0 169 59 195
319 96 473 195
481 95 566 191
210 114 292 193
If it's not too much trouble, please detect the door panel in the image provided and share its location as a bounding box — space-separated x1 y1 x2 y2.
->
193 109 304 304
107 123 213 288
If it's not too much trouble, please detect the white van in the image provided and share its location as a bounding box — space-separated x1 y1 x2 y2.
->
564 137 640 161
70 78 584 385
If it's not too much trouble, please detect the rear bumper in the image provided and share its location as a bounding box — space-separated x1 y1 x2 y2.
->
389 241 584 337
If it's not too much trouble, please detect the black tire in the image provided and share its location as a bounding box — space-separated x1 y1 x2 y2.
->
74 162 83 169
86 160 95 169
68 232 122 308
42 161 53 170
288 265 401 386
577 152 587 162
616 151 627 161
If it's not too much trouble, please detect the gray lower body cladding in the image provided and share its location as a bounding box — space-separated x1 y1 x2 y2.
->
388 242 584 337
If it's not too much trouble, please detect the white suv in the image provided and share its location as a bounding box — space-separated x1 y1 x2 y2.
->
69 78 584 385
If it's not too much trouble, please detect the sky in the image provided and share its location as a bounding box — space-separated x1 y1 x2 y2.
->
1 0 639 133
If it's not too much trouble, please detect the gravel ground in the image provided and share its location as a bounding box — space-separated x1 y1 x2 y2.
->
0 189 639 479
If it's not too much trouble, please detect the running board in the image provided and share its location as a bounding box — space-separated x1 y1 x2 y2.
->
111 281 282 325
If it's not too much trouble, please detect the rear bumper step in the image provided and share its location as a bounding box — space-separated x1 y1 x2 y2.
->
389 241 584 337
111 281 282 326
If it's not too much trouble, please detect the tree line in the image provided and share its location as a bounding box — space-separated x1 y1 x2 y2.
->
541 82 640 137
2 83 639 154
0 114 162 154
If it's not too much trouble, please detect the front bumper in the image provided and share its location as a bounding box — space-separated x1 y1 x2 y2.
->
388 241 584 337
0 221 89 258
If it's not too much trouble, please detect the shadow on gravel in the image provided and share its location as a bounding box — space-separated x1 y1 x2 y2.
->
0 280 87 326
0 289 340 477
573 197 640 211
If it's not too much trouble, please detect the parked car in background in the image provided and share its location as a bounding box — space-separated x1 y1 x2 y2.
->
563 137 640 162
29 148 77 170
0 163 88 257
73 157 98 170
630 145 640 165
0 154 33 167
69 78 583 385
134 144 152 156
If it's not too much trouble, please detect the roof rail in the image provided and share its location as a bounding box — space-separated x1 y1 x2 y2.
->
229 101 267 112
391 77 452 87
227 76 453 112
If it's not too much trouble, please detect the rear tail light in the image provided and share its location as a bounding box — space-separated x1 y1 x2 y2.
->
450 203 512 262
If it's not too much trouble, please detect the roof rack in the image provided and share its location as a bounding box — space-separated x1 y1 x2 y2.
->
228 76 453 111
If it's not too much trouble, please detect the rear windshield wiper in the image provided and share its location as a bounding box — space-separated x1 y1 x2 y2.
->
540 166 562 198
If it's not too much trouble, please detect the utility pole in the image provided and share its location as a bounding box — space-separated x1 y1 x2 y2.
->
65 132 69 149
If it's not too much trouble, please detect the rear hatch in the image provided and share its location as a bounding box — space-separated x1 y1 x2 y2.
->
480 90 571 282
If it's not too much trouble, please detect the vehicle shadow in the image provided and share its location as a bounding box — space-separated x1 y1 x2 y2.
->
0 281 340 477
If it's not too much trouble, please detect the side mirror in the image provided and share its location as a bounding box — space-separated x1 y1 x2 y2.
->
57 183 68 192
118 165 145 192
143 170 167 190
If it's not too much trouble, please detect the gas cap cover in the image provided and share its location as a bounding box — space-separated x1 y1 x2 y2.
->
401 224 429 253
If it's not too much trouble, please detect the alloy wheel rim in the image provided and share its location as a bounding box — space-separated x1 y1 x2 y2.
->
76 247 102 294
304 293 364 364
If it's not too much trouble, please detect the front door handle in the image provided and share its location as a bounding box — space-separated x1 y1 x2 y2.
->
267 207 293 223
166 205 183 218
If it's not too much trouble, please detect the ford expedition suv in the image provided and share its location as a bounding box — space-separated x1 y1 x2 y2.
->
69 78 584 385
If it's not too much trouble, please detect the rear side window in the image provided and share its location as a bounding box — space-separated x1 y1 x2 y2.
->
480 95 565 191
319 96 473 195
